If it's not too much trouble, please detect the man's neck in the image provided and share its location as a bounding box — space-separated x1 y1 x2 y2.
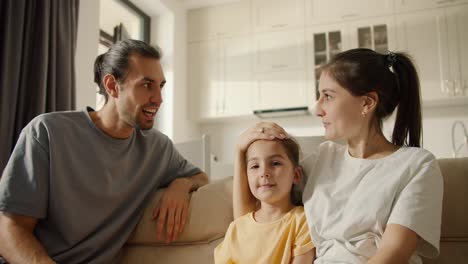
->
89 103 134 139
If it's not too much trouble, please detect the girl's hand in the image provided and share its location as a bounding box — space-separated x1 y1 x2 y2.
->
236 122 288 153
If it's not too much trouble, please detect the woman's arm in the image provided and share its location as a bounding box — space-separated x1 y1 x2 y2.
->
291 249 315 264
233 122 288 219
367 224 418 264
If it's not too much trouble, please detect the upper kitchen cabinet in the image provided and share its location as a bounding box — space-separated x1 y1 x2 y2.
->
395 9 450 102
254 70 311 110
254 29 306 73
348 16 397 54
306 24 351 99
220 37 254 117
188 0 250 42
396 5 468 104
188 41 221 120
188 36 254 121
395 0 468 13
306 0 394 25
252 0 305 32
445 5 468 98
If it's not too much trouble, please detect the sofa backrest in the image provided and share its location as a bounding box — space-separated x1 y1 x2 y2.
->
126 158 467 263
423 158 468 263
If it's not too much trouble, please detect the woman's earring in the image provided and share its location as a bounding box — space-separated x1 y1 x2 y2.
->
361 111 367 117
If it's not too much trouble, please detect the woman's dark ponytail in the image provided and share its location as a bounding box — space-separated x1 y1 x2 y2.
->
390 52 422 147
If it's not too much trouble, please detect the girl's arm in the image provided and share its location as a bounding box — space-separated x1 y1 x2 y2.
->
233 122 288 219
366 224 418 264
291 249 315 264
233 148 256 218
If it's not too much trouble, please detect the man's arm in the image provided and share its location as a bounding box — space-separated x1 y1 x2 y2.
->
153 172 208 243
367 224 419 264
173 172 209 192
0 212 55 264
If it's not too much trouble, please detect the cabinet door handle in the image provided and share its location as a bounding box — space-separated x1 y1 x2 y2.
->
272 64 288 69
271 24 288 29
341 13 358 19
436 0 453 4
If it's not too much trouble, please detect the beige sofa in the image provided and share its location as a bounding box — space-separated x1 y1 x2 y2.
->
120 158 468 263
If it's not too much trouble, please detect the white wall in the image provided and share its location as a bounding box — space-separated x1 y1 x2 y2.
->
153 0 201 143
75 0 99 110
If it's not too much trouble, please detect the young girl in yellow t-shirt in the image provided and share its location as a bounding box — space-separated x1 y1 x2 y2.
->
214 136 315 264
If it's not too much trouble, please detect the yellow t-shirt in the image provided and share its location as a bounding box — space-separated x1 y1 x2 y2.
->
214 206 314 264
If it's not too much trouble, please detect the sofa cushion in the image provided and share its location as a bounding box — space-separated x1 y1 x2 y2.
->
121 238 223 264
126 177 233 245
437 158 468 239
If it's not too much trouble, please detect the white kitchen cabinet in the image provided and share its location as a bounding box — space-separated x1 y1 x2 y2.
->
306 0 343 25
188 41 221 120
254 29 306 73
254 70 310 110
188 37 253 120
188 0 250 42
307 0 394 25
348 16 397 54
220 37 254 117
252 0 305 32
396 6 468 103
306 24 350 99
445 5 468 97
395 9 449 102
395 0 468 13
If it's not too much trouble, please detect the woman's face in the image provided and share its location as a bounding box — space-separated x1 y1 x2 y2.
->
315 71 367 141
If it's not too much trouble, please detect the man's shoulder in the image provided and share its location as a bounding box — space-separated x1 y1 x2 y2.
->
24 110 85 137
31 110 84 125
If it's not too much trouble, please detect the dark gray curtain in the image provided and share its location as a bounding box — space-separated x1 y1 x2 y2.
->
0 0 79 173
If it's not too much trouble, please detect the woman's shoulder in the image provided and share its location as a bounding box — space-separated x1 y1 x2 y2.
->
393 146 438 168
300 141 345 164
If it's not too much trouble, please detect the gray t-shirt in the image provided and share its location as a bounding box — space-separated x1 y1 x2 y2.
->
0 109 201 263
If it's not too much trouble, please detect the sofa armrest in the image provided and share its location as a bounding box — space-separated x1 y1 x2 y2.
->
126 177 233 245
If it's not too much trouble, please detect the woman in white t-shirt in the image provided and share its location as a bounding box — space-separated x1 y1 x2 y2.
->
233 48 443 263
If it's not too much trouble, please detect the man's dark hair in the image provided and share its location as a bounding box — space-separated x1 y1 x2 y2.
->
93 39 162 103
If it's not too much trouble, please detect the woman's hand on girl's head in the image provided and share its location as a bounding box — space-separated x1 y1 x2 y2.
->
236 122 289 153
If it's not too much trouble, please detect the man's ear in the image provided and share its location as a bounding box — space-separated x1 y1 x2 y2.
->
361 91 379 116
293 166 302 185
103 74 120 99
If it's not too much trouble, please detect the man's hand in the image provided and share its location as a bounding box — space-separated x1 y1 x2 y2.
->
152 178 192 243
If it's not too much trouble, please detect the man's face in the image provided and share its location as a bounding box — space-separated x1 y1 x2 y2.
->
116 55 166 130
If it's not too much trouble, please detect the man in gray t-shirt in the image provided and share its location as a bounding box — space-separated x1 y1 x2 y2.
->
0 40 208 263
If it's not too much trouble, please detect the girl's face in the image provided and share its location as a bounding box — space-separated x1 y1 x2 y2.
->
315 71 368 141
246 140 301 206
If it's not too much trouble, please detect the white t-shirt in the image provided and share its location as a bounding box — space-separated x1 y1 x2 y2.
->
301 141 443 264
